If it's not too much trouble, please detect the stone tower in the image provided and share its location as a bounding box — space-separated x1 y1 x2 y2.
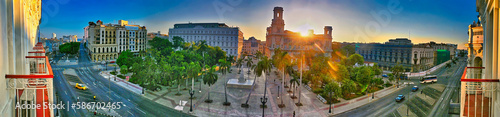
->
271 7 285 34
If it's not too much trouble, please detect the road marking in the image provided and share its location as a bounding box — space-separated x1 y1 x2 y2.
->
127 111 133 116
137 108 146 114
65 91 68 95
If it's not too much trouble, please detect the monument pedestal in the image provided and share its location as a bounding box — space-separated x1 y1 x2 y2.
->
227 70 254 89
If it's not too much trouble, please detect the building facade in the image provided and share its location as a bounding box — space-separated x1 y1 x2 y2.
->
62 35 77 42
411 43 435 72
168 23 244 57
265 7 333 57
355 38 414 71
459 1 499 116
1 0 55 116
85 20 148 62
241 37 262 56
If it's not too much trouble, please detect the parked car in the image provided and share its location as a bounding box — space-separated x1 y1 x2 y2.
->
411 86 419 92
75 83 87 90
395 95 405 102
382 74 388 77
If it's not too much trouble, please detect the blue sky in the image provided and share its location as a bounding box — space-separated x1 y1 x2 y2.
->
40 0 477 49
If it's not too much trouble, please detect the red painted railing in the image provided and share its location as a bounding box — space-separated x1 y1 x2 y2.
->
460 67 498 117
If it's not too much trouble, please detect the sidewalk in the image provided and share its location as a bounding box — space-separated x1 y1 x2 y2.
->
99 70 143 95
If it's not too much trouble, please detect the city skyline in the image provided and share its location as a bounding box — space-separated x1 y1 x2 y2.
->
40 0 476 49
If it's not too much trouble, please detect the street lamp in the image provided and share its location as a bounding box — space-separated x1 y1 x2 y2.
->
329 91 333 114
189 89 195 112
260 96 268 117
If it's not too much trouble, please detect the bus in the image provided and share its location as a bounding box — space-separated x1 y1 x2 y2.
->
420 75 437 83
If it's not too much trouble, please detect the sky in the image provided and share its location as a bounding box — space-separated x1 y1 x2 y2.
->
40 0 478 49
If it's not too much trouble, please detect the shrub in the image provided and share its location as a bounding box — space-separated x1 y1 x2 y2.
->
384 83 393 87
110 71 116 75
117 75 126 79
313 88 324 94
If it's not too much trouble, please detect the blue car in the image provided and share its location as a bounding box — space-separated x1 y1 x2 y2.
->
382 74 388 77
411 86 419 92
395 95 405 102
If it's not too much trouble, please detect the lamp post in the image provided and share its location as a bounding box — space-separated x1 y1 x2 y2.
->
260 96 268 117
189 89 195 112
329 91 333 114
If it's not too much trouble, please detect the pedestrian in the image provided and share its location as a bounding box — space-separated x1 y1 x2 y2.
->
293 111 295 117
94 96 96 101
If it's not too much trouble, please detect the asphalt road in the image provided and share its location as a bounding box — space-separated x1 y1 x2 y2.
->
336 58 466 117
53 43 195 116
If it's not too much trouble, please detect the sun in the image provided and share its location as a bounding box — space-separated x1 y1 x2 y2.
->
300 31 309 37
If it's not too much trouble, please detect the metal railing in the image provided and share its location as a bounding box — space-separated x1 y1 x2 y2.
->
460 67 499 117
5 43 54 117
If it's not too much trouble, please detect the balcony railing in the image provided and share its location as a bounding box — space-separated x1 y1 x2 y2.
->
460 67 499 117
4 43 54 117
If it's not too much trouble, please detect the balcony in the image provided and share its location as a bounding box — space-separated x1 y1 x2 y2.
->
460 67 499 117
4 42 54 117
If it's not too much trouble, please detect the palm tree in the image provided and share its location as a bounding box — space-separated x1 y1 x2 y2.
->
174 65 186 95
203 65 218 103
255 56 272 108
242 64 258 108
219 59 232 106
245 56 253 78
236 58 244 74
255 51 264 60
285 64 295 92
186 62 201 91
290 73 299 99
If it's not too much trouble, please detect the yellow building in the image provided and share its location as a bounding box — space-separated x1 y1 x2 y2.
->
460 1 500 117
84 20 148 62
265 7 333 57
1 0 55 116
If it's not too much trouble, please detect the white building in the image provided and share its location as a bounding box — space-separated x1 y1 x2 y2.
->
52 33 56 39
85 20 148 62
168 23 244 57
62 35 77 42
411 43 435 72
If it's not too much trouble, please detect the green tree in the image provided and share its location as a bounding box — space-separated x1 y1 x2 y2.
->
219 59 232 105
59 42 80 55
341 44 356 57
324 81 342 103
245 56 253 76
391 63 404 87
344 54 364 66
117 50 134 68
236 58 244 73
186 62 201 90
341 79 357 97
172 36 185 49
120 65 128 74
203 65 218 103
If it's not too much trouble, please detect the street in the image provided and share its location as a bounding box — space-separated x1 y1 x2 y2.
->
52 43 194 116
336 58 466 117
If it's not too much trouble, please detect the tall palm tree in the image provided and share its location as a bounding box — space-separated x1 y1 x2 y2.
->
174 65 186 95
219 59 232 106
255 56 272 108
242 64 258 108
203 65 218 103
290 73 299 99
236 58 244 74
245 56 253 78
285 64 296 92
